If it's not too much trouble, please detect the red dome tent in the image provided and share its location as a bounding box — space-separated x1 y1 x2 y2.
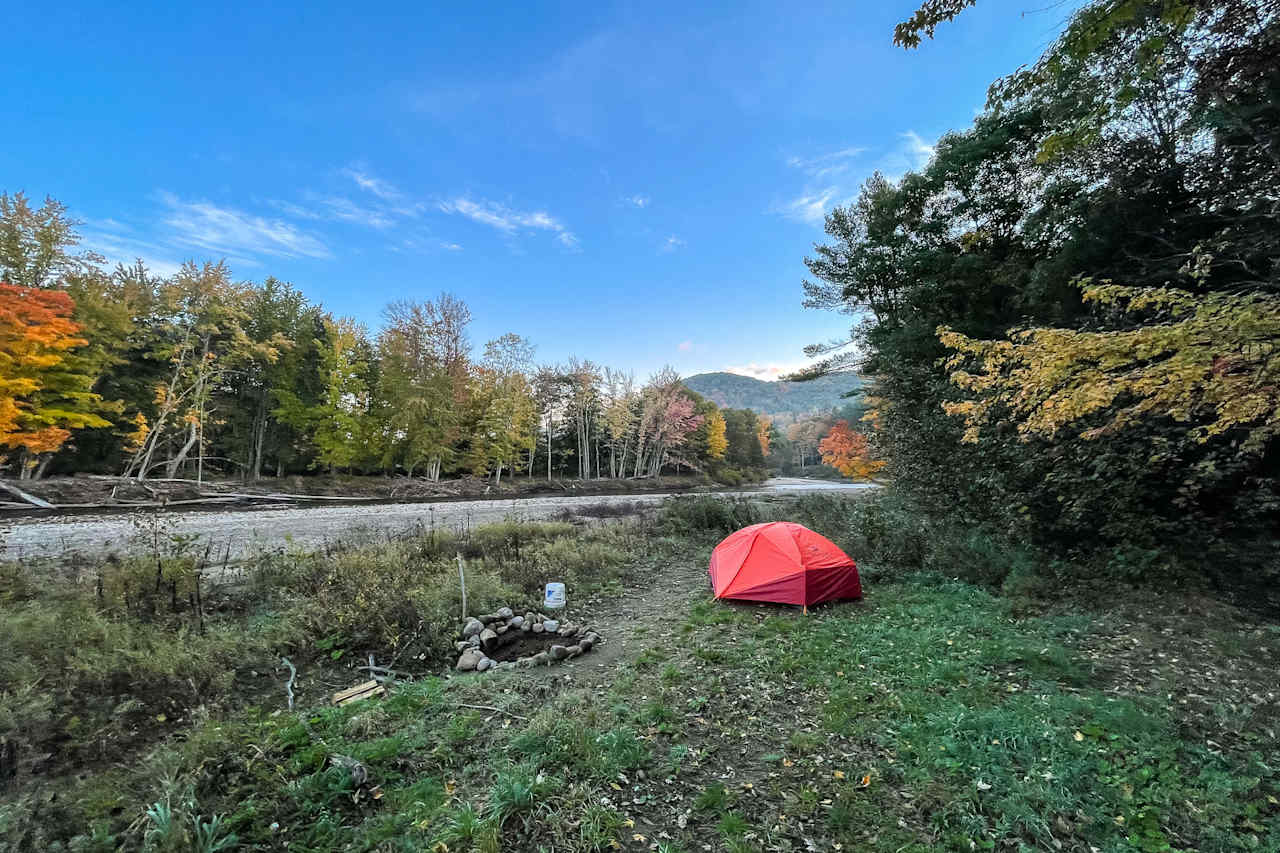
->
709 522 861 608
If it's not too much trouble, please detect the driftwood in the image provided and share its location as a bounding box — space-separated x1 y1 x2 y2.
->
357 654 411 684
0 480 54 509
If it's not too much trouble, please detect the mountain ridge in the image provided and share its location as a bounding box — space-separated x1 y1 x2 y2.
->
683 371 863 419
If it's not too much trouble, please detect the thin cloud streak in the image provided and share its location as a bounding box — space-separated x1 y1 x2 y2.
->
437 197 579 248
158 192 331 259
777 132 935 226
343 167 402 201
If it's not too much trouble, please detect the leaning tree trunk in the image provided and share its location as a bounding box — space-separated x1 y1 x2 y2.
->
165 420 199 479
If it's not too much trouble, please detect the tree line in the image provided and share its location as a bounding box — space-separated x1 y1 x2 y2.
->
0 194 770 483
805 0 1279 577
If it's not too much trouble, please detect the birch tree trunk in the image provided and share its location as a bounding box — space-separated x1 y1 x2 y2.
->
165 420 199 478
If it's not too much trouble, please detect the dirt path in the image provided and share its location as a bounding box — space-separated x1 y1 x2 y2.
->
2 480 876 565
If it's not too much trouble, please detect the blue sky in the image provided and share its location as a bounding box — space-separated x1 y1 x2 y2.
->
3 0 1078 379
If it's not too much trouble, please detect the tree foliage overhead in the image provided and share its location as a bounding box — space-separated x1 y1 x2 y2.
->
894 0 978 49
804 0 1280 571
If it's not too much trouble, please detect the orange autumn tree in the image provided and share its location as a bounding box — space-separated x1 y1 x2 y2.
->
756 414 772 457
0 282 109 477
818 419 885 480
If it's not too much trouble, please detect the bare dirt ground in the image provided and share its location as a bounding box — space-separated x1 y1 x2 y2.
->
1 479 876 566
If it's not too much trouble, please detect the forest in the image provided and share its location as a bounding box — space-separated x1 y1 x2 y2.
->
0 197 798 487
804 0 1279 589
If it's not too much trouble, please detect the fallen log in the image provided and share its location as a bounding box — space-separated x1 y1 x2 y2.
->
0 480 55 509
200 491 296 502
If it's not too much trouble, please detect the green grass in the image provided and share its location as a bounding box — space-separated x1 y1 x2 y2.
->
1 494 1276 851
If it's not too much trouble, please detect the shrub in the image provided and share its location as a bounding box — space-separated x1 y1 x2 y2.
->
659 495 760 535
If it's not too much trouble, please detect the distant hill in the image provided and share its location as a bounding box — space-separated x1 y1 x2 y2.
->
683 372 864 420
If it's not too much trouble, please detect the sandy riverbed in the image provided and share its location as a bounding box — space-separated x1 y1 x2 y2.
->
2 479 876 566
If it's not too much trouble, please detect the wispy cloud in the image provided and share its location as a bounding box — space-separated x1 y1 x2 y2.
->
342 167 402 202
159 192 330 259
776 133 934 226
902 131 935 169
625 194 650 208
786 146 866 179
777 188 838 225
80 221 187 278
440 241 463 251
877 131 935 179
272 195 397 230
776 145 864 224
660 235 685 253
437 197 579 248
678 340 693 352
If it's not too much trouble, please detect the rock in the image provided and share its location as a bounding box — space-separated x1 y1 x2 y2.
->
543 619 560 633
530 651 550 666
557 623 576 636
479 628 499 651
583 631 601 646
476 656 493 672
454 641 469 653
456 649 483 671
496 607 514 619
495 624 508 635
461 618 484 638
523 612 536 624
566 644 583 658
575 625 587 637
532 622 544 634
508 615 524 629
516 656 535 669
578 637 594 652
549 644 569 661
465 635 481 648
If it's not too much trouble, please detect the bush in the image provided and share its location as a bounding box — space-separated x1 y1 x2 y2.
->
659 495 760 535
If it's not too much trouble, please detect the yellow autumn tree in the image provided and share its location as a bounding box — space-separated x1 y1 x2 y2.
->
705 408 728 459
938 282 1280 458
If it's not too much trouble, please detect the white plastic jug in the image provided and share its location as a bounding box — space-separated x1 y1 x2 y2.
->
544 582 566 610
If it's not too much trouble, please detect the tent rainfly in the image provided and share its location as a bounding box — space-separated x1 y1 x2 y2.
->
709 521 861 608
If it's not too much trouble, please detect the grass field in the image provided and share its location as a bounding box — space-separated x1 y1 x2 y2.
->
2 495 1276 851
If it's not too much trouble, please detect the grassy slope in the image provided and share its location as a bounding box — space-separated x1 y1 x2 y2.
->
2 498 1277 852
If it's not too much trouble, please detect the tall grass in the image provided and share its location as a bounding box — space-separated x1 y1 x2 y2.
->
0 513 643 797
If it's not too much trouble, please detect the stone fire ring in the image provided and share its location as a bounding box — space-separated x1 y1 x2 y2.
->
454 607 601 673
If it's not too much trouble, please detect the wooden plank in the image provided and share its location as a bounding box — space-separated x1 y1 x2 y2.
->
332 680 385 706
